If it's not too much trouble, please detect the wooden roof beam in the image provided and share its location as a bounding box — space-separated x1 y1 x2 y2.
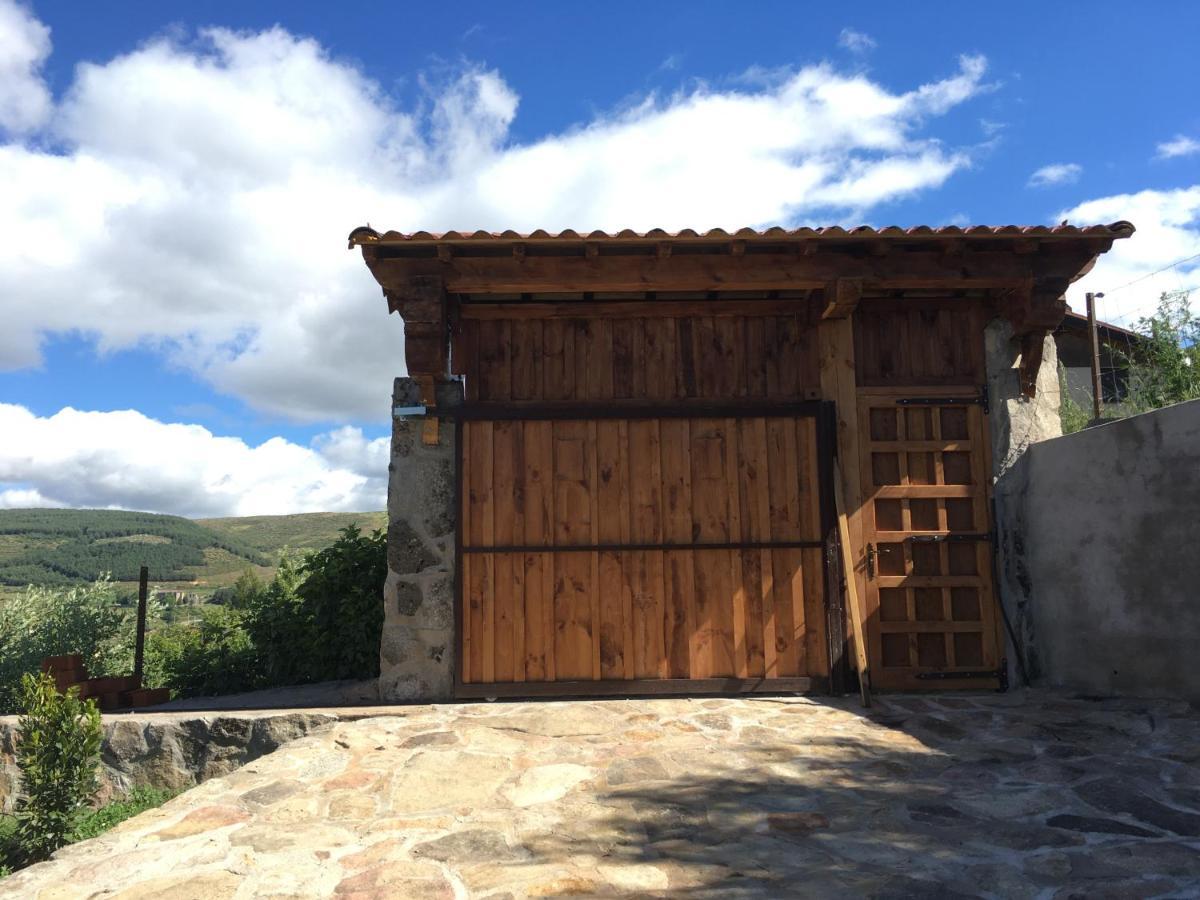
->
365 247 1097 294
822 278 863 319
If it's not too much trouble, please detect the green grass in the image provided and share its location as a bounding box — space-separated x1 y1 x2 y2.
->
71 787 179 841
0 787 178 876
198 511 387 554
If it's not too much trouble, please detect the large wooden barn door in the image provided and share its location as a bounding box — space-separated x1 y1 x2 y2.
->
456 405 836 697
856 389 1005 690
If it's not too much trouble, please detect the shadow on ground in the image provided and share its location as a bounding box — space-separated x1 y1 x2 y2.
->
510 694 1200 898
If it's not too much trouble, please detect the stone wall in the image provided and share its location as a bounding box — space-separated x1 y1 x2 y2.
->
0 711 336 813
378 377 459 702
1006 399 1200 700
984 319 1063 687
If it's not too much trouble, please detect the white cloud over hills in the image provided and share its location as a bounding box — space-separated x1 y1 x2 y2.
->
0 404 387 517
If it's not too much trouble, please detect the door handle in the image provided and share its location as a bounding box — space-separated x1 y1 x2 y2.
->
866 543 876 580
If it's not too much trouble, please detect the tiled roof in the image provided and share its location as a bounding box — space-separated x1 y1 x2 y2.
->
349 222 1135 246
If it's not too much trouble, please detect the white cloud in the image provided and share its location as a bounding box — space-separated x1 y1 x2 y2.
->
0 7 991 423
838 28 877 54
1060 186 1200 325
1028 162 1081 188
0 404 388 517
0 0 50 133
1156 135 1200 160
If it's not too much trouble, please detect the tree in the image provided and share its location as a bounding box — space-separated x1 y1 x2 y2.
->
1119 290 1200 412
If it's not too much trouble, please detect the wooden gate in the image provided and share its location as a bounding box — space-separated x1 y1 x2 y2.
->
456 403 837 697
856 388 1004 690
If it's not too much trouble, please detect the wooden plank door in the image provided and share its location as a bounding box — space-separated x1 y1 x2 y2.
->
857 389 1004 690
457 407 834 697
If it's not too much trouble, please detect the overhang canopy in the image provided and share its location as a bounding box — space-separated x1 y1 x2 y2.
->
349 221 1134 397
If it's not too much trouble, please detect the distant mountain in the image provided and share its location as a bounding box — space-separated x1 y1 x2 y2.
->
0 508 387 595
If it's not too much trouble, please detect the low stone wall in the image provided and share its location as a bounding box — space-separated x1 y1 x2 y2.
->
1000 398 1200 700
0 711 337 813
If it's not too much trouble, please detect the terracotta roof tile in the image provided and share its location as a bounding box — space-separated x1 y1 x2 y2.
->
349 222 1135 247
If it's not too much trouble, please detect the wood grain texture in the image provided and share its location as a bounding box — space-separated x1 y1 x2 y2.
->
460 413 827 687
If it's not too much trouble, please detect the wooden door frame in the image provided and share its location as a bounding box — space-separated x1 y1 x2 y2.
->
450 399 845 699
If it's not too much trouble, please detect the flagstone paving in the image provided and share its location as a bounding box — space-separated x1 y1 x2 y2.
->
3 691 1199 898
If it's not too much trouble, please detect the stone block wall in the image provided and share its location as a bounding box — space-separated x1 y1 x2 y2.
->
378 377 460 702
0 711 335 813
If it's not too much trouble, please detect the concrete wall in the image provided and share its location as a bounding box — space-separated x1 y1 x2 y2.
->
1006 398 1200 701
378 377 459 702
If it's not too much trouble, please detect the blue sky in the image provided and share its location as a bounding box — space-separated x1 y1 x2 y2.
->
1 1 1198 516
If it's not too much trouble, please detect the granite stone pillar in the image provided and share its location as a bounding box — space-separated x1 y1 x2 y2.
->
985 317 1062 685
378 376 461 701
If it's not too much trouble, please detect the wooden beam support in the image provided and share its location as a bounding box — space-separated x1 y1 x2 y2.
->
459 298 814 320
368 247 1102 295
1003 276 1070 397
818 316 866 694
821 278 863 320
382 276 449 389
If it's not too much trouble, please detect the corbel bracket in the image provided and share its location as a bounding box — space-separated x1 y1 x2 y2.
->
1004 276 1070 398
821 278 863 320
382 275 448 404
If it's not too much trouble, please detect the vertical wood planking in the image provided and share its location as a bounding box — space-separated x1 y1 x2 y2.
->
660 418 694 678
522 421 553 681
491 420 517 682
629 420 667 677
553 421 592 679
467 421 495 682
595 420 629 678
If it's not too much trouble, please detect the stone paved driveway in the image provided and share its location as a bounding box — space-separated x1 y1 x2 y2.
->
3 691 1200 898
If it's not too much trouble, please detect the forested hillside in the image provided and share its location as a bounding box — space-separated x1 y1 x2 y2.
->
0 509 268 586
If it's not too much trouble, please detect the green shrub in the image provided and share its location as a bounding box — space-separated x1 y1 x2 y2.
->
0 814 17 875
12 673 102 865
71 786 178 842
0 578 128 714
293 526 386 682
1117 290 1200 414
142 606 257 699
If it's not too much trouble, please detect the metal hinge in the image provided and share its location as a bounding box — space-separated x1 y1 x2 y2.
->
915 658 1008 692
895 384 989 414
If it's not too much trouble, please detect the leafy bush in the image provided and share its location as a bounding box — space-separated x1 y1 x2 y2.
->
71 786 178 842
146 526 386 699
142 606 257 699
1058 363 1092 434
0 814 16 876
1117 290 1200 413
12 673 102 865
294 526 386 681
0 578 128 714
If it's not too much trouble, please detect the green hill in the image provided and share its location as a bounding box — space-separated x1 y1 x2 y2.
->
0 508 387 599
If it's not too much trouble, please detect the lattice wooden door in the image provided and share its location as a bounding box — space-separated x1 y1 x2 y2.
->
856 388 1005 690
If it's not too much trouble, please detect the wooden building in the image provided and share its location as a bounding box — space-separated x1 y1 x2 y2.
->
350 223 1133 698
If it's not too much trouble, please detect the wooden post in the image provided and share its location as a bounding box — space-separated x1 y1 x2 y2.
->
834 462 871 707
1087 292 1103 420
134 565 148 683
